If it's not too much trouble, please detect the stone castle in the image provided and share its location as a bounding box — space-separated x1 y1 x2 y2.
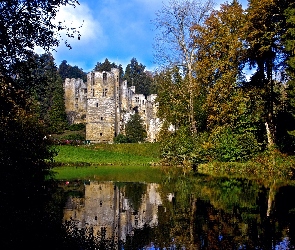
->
64 68 161 143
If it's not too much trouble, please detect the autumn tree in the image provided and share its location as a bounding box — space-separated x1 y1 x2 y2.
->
153 0 214 133
193 0 248 128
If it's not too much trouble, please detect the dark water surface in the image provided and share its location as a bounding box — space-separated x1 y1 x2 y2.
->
60 175 295 249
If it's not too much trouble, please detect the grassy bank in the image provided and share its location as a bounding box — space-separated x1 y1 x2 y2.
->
53 143 162 181
53 165 164 182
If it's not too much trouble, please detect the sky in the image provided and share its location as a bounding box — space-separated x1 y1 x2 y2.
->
50 0 248 73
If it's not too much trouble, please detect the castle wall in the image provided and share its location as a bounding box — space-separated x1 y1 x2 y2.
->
64 78 87 124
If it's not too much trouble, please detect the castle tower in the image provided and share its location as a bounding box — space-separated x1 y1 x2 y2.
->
64 78 87 124
86 68 120 143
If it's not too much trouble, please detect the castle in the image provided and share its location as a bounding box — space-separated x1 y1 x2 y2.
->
64 68 161 143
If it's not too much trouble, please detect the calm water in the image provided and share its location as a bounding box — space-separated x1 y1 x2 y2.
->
61 175 295 249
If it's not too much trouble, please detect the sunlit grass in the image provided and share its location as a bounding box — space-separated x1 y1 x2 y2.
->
54 143 160 166
52 143 162 181
53 165 164 183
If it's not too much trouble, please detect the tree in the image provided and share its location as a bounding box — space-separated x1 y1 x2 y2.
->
0 0 80 247
153 0 214 133
245 0 292 147
124 58 153 96
0 0 81 78
94 58 124 79
192 0 247 129
16 53 68 133
125 113 147 143
155 67 190 130
58 60 87 81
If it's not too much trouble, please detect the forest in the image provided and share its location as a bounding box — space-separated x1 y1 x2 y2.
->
153 0 295 168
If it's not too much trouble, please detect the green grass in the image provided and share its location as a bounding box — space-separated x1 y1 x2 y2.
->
52 143 162 181
52 165 164 183
54 143 160 165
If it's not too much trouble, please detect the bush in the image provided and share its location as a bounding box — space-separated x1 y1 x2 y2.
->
209 127 262 162
68 123 85 131
114 134 130 143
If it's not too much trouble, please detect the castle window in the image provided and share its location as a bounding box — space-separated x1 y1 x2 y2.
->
135 97 139 103
84 89 87 94
100 133 103 136
96 103 99 107
103 88 107 97
92 89 95 97
103 72 107 83
100 117 103 120
117 75 119 82
142 100 145 104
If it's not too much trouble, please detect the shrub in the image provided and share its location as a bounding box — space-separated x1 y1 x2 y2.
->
209 127 261 162
69 123 85 131
114 134 130 143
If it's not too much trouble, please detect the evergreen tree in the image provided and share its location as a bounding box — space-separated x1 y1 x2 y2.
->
17 53 68 133
94 58 124 79
124 58 153 96
58 60 87 81
125 113 147 143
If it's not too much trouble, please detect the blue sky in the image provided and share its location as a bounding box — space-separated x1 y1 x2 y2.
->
51 0 248 73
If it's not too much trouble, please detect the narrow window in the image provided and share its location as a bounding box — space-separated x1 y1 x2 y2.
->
100 133 103 136
100 117 103 120
103 72 107 83
96 103 99 107
92 89 95 97
103 88 107 97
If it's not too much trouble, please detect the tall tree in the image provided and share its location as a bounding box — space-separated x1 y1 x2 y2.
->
0 0 81 78
124 58 153 96
17 53 68 133
245 0 291 147
193 0 247 129
153 0 214 133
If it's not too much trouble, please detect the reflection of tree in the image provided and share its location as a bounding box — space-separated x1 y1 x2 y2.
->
157 173 295 249
117 182 147 212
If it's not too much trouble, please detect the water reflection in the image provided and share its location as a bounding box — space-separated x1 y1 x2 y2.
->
62 177 295 249
64 182 162 243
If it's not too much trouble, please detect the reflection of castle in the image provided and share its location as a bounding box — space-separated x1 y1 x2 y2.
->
64 68 161 143
63 181 162 242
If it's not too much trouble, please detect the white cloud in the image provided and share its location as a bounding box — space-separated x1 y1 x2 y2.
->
54 3 106 45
